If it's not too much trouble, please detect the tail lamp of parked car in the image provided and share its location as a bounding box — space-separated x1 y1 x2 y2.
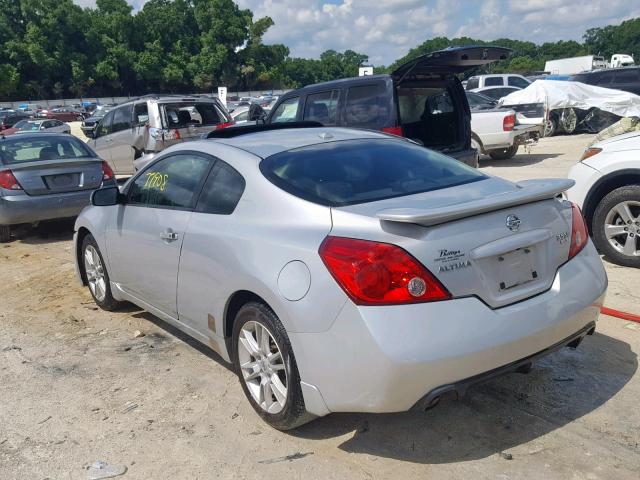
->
214 121 235 130
319 236 451 306
382 126 404 137
568 203 589 260
503 114 516 132
0 170 22 190
101 161 115 181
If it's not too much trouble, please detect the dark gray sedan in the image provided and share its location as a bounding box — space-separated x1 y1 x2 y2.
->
0 133 116 242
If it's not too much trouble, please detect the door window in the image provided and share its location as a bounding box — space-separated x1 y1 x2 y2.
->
344 84 388 129
508 76 530 88
128 154 212 209
270 97 300 123
466 77 480 90
195 161 246 215
613 70 639 83
97 111 114 137
134 103 149 125
111 104 133 133
483 76 504 86
303 90 339 125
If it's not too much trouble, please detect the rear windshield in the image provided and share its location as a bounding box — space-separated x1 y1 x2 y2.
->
0 136 94 165
161 103 226 128
260 138 485 207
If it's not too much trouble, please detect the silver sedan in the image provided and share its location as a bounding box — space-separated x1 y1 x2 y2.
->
74 127 607 430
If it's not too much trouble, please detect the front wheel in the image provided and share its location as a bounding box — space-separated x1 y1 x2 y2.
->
488 144 519 160
543 116 557 137
81 234 122 310
76 115 84 121
592 185 640 268
232 302 315 430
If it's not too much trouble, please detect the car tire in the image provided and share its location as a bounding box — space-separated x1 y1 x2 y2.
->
76 115 83 121
81 234 122 310
592 185 640 268
232 301 315 430
488 144 519 160
543 116 557 137
559 108 577 134
0 225 10 243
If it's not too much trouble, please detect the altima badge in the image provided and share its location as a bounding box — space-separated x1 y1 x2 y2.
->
506 214 521 232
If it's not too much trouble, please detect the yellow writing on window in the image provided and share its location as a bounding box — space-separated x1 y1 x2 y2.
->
143 172 169 191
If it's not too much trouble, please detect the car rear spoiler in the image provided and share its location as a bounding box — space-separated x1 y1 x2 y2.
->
376 178 575 226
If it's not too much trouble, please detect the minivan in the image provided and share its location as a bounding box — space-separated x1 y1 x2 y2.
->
264 46 512 167
570 67 640 96
86 95 233 175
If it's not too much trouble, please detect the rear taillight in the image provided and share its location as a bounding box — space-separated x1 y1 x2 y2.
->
216 121 235 130
319 236 450 305
382 126 404 136
101 161 114 181
503 114 516 131
0 170 22 190
568 203 588 260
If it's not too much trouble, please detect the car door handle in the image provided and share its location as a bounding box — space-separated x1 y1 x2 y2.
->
160 230 179 242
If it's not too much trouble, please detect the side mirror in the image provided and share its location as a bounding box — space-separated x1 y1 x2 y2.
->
91 186 122 207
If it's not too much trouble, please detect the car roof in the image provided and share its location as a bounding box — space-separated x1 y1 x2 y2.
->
211 127 394 158
575 66 640 75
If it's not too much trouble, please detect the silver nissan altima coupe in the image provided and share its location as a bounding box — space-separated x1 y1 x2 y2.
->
74 126 607 430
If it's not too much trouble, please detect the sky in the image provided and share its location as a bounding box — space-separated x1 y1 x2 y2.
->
73 0 640 65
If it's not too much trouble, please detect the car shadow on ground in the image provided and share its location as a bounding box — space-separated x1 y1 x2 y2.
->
480 153 561 168
9 218 75 244
129 310 235 374
290 331 636 464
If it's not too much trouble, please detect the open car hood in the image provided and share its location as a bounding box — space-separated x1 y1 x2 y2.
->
391 46 512 82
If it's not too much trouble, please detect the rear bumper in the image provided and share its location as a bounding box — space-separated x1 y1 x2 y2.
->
0 189 97 225
290 242 607 416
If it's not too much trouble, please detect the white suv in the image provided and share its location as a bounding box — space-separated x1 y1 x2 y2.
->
567 132 640 267
465 74 531 90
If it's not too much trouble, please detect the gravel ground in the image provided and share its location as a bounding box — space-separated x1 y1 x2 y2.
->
1 132 639 479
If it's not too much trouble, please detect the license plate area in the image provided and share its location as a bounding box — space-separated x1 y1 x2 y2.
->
44 173 80 190
497 247 538 291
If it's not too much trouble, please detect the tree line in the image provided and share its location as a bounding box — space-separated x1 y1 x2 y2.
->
1 0 638 101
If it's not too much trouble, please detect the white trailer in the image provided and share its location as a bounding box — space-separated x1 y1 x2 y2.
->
544 55 606 75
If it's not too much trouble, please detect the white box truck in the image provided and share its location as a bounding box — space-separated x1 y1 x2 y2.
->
544 55 607 75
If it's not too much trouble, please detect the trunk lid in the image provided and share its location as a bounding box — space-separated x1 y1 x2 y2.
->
391 46 513 83
330 177 575 308
9 159 104 195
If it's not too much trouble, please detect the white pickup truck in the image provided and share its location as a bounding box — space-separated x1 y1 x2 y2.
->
467 91 541 160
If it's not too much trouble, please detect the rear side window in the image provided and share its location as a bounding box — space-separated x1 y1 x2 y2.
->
270 97 300 123
98 110 114 137
303 90 339 125
508 76 530 88
260 139 485 207
128 153 212 209
483 76 503 86
0 137 94 164
344 84 388 129
111 104 133 133
162 103 224 128
195 161 246 214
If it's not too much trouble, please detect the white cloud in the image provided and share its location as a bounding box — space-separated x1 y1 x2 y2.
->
73 0 640 65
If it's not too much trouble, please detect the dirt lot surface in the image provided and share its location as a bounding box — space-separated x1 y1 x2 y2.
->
1 134 639 479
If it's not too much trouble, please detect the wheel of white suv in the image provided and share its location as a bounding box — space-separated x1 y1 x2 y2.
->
592 185 640 268
543 116 557 137
81 234 122 310
232 302 315 430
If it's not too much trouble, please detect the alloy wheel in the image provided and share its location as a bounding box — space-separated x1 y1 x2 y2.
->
237 320 288 414
84 245 107 301
604 200 640 257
